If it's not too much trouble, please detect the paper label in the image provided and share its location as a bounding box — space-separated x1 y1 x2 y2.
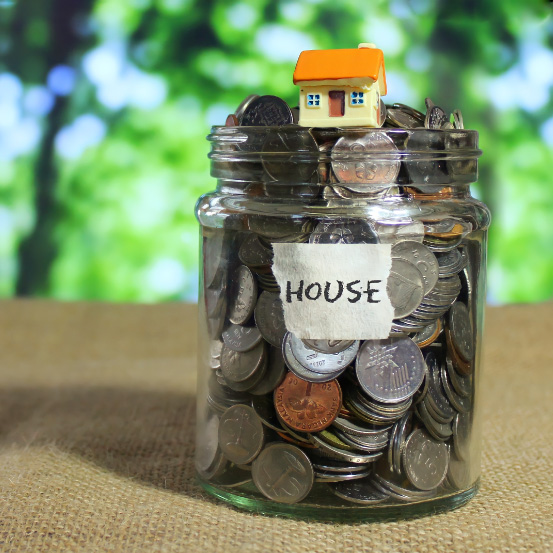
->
272 243 394 340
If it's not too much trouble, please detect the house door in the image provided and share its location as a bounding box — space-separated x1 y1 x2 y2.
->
328 91 345 117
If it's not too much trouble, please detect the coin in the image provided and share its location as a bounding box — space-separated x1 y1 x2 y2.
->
220 340 265 384
225 114 239 127
249 346 287 396
412 318 442 347
240 95 293 126
445 356 472 398
330 480 389 504
283 333 346 383
392 241 439 295
386 107 423 129
218 404 265 465
238 233 273 268
447 456 472 490
356 336 426 404
196 413 226 478
222 324 263 352
227 265 257 325
289 333 359 374
424 98 447 129
213 466 253 488
309 433 384 464
374 219 424 244
452 411 471 462
262 127 319 183
251 443 314 503
440 362 471 413
331 132 400 184
403 429 449 490
274 372 342 433
387 259 425 319
448 301 474 362
309 218 378 244
254 291 286 348
301 339 355 355
234 94 260 123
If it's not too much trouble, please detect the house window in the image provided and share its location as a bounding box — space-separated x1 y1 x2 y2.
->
350 91 365 106
306 93 321 108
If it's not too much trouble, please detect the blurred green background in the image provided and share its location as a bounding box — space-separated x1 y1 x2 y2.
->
0 0 552 303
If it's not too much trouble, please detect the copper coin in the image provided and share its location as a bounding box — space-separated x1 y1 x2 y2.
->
274 372 342 433
225 114 239 127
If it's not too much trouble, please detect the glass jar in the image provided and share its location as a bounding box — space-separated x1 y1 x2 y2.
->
195 126 490 521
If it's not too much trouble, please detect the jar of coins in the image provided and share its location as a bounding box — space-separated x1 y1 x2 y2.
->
195 100 490 520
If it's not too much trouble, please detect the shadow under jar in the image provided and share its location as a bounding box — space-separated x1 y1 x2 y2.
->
195 126 490 521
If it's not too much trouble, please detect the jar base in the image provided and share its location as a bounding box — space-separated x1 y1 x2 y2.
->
198 477 480 522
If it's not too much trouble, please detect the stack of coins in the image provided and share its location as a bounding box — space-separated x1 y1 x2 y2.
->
197 96 478 506
199 224 475 505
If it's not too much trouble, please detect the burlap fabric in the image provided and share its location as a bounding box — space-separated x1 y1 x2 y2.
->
0 300 552 552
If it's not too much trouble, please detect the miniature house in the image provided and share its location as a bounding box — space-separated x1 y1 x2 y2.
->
293 44 387 128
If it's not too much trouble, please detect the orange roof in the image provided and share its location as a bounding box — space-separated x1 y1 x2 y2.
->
293 48 386 93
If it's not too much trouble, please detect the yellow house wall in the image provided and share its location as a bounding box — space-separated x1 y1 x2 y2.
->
297 82 381 128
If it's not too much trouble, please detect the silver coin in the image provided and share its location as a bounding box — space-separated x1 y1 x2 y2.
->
387 259 425 319
240 95 293 126
315 469 371 483
249 346 287 396
445 356 472 398
356 336 426 404
416 400 453 441
261 127 319 183
218 404 265 465
372 473 436 500
254 291 286 348
333 429 387 453
203 230 228 289
452 109 464 130
392 412 412 474
220 339 265 384
403 428 449 490
332 416 392 439
234 94 260 123
425 351 456 421
374 220 424 244
309 433 383 464
301 339 355 355
386 107 423 129
448 302 474 362
330 480 389 504
391 103 426 125
312 460 372 474
411 319 440 346
331 132 400 184
282 333 346 383
440 363 471 413
392 241 439 295
238 233 273 268
222 324 263 352
251 443 314 504
289 333 359 374
447 456 472 490
424 98 447 129
251 395 284 432
452 412 472 462
309 218 378 244
213 466 253 488
228 265 257 325
196 413 224 477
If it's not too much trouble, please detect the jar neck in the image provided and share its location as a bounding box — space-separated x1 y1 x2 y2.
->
215 179 474 200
